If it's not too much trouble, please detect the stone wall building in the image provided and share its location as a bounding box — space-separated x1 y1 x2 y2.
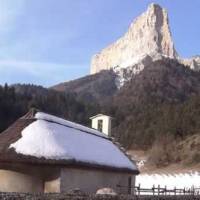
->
0 109 139 194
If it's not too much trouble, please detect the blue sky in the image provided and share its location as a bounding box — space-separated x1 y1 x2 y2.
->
0 0 199 87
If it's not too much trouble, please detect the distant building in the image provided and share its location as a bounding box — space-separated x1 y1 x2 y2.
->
90 114 112 137
0 109 139 194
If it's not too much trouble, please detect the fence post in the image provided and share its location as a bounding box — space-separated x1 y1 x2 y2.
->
138 184 140 196
192 186 195 196
152 185 155 196
131 184 198 197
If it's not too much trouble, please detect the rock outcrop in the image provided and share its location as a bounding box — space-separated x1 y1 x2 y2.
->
90 3 178 74
181 56 200 71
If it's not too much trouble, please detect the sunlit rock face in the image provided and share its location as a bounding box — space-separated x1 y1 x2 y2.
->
90 3 178 74
181 56 200 71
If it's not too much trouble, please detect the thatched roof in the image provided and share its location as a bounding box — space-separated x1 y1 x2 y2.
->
0 109 139 174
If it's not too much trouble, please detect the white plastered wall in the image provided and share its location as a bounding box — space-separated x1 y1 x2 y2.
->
91 115 112 136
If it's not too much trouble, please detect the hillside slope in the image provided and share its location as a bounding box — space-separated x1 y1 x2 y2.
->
51 70 117 104
112 58 200 149
115 58 200 105
129 134 200 173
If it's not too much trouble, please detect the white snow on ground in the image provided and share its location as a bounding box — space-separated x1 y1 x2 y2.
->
10 119 137 171
136 172 200 189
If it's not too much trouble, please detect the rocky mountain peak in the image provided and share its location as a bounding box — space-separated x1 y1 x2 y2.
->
90 3 177 74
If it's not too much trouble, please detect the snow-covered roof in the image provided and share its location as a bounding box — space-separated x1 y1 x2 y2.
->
36 112 108 138
4 111 139 174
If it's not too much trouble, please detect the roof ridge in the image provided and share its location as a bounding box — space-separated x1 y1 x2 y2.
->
35 112 109 140
41 118 110 140
20 110 107 140
21 108 40 119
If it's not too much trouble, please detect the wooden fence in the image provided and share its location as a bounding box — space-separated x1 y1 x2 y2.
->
117 184 200 196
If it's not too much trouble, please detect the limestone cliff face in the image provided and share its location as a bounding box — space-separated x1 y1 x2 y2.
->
181 56 200 71
90 4 178 74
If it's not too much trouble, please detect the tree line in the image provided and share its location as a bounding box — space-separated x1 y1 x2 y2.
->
0 84 99 133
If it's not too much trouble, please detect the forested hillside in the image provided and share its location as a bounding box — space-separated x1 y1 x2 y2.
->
1 58 200 166
111 59 200 148
52 70 117 104
0 84 100 133
109 59 200 166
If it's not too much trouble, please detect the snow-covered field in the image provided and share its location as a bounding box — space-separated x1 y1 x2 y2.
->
136 172 200 189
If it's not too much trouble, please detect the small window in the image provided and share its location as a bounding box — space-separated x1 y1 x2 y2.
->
97 119 103 132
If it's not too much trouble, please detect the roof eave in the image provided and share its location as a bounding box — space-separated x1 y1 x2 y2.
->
0 154 140 175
